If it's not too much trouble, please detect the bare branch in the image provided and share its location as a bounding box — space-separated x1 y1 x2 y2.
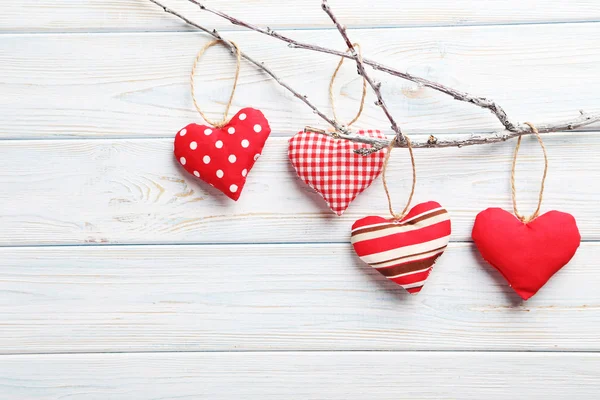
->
187 0 600 135
147 0 347 135
321 0 404 143
149 0 600 151
187 0 521 131
309 111 600 153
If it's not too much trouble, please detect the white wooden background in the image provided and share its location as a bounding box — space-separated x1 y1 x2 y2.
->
1 1 600 398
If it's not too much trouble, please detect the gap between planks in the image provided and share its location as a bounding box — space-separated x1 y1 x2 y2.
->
4 19 600 36
4 0 600 33
3 349 600 357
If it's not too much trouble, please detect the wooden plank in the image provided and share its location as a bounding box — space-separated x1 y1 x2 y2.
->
1 24 600 139
1 242 599 354
1 352 599 399
0 134 598 245
3 0 600 33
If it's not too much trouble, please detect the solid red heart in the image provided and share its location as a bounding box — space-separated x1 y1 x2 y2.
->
472 208 581 300
174 108 271 201
288 130 387 215
351 201 452 294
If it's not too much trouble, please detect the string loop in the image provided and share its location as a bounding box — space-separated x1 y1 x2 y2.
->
382 136 416 220
329 43 367 128
191 40 241 128
511 122 548 223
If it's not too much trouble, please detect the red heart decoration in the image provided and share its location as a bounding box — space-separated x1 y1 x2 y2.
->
288 130 387 215
174 108 271 201
472 208 581 300
351 201 451 294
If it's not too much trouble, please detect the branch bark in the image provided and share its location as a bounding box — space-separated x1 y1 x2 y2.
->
149 0 600 151
307 110 600 152
186 0 600 136
147 0 349 136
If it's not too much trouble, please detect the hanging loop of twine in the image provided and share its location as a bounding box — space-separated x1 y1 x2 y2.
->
329 43 368 129
382 135 417 220
511 122 549 223
190 39 241 128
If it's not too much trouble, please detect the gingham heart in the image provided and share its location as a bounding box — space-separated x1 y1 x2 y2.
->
288 130 387 215
351 201 452 294
174 108 271 201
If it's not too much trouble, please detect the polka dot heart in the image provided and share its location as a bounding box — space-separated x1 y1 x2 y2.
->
174 108 271 201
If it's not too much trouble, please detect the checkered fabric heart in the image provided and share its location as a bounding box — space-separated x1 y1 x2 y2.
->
288 130 387 215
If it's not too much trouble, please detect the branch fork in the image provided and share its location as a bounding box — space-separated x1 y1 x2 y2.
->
148 0 600 152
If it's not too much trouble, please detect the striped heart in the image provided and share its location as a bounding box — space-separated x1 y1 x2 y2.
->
351 201 451 294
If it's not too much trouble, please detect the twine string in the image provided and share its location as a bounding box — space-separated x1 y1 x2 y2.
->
511 122 548 223
329 43 368 128
382 136 416 220
190 40 241 128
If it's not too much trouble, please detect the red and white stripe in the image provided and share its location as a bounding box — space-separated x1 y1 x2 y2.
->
351 201 451 294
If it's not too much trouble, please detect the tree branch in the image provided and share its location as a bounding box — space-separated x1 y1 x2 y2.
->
149 0 600 151
186 0 600 137
147 0 348 136
308 110 598 153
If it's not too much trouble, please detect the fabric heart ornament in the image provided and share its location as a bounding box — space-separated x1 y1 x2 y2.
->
472 208 580 300
174 108 271 201
471 123 581 300
288 130 386 215
351 201 452 294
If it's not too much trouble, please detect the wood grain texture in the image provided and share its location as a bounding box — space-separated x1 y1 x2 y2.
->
3 2 600 396
3 0 600 33
1 352 599 399
1 243 599 354
0 134 598 245
1 23 600 139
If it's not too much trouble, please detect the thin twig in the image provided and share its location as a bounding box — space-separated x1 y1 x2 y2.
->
147 0 348 135
187 0 600 136
321 0 403 147
149 0 600 151
308 111 598 152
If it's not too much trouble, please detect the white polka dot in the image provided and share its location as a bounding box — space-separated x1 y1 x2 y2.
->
254 124 262 133
216 170 224 178
179 157 186 165
242 169 248 177
190 141 198 150
228 154 236 163
204 128 212 136
230 184 238 193
215 140 223 149
179 129 187 136
193 171 200 177
239 113 247 121
241 139 250 148
254 154 260 161
203 155 210 164
228 127 235 134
